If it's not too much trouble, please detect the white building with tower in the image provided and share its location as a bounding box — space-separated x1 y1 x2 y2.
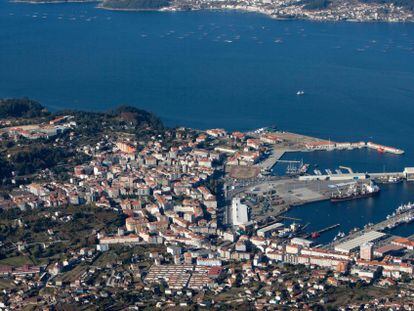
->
360 243 374 261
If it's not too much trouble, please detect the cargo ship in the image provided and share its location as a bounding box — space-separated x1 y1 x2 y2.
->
331 181 380 202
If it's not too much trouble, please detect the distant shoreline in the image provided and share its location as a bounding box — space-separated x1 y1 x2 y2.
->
11 0 99 4
8 0 414 23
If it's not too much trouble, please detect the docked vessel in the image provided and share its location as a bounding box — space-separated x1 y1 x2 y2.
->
385 211 414 230
331 181 380 202
314 169 322 175
376 175 403 184
286 160 308 176
286 162 299 176
299 163 309 175
332 231 345 242
395 202 414 214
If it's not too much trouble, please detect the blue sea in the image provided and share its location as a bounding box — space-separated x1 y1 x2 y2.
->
1 0 414 243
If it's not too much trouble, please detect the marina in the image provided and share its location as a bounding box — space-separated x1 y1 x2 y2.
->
259 137 406 175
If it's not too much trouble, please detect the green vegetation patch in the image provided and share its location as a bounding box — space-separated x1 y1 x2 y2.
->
0 98 48 119
0 255 33 267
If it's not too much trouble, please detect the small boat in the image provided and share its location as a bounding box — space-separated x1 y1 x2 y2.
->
396 202 414 214
311 232 320 239
299 163 309 175
350 227 359 234
296 90 305 96
332 231 345 242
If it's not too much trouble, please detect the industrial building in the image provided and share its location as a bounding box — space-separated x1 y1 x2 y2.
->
334 231 386 254
231 198 249 226
290 237 313 248
257 222 284 238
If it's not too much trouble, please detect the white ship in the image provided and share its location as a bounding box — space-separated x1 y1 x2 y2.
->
396 202 414 214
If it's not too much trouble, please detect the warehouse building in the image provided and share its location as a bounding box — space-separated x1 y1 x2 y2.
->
334 231 386 254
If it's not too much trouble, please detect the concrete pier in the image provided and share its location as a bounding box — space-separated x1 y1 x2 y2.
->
258 148 289 171
299 171 405 181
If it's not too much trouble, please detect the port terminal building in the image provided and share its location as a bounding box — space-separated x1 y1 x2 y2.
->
299 173 367 182
299 167 414 182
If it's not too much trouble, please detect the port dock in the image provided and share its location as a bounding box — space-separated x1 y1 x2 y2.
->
318 223 340 234
228 129 413 237
278 215 302 222
328 209 414 251
339 166 353 174
304 223 340 239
